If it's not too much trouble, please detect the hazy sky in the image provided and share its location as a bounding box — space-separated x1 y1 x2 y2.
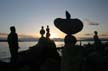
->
0 0 108 38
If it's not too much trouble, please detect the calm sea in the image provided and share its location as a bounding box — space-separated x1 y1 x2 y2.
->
0 41 65 62
0 41 99 62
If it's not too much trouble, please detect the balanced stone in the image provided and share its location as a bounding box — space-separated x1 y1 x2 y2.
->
54 11 83 35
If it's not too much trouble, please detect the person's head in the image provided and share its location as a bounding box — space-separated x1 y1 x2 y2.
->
10 26 16 33
64 35 77 46
94 31 98 35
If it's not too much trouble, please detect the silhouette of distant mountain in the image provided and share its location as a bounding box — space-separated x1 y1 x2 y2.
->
0 37 108 42
0 33 108 42
52 38 64 41
79 37 108 41
0 37 38 42
0 37 7 42
0 33 38 42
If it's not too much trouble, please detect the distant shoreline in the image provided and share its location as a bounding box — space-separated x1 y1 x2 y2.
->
0 39 108 42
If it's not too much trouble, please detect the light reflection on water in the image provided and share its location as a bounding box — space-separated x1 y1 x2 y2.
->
0 41 64 60
0 41 107 62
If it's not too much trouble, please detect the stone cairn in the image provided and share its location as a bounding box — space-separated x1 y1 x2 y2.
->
54 11 83 45
40 26 45 37
46 25 50 39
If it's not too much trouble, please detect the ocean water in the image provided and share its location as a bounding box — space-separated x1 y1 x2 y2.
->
0 41 64 62
0 40 102 62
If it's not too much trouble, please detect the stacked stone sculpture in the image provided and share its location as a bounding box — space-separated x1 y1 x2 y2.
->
54 11 83 44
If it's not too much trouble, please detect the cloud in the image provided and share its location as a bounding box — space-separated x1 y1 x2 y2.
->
0 33 8 38
18 34 35 38
84 19 99 26
0 33 8 35
0 33 35 38
84 33 92 36
100 34 108 37
89 23 99 25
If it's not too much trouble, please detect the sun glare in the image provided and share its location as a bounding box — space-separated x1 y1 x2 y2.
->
50 33 57 39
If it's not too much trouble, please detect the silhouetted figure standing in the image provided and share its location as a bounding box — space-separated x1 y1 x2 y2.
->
7 26 19 64
93 31 101 46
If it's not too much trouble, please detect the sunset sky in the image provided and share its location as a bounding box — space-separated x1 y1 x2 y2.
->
0 0 108 39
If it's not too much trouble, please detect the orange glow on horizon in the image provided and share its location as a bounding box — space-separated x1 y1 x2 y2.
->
50 32 63 39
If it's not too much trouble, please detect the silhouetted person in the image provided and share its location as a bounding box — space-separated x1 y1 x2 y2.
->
7 26 19 64
93 31 101 46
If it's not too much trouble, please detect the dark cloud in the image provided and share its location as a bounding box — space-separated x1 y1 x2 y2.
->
89 23 99 25
84 33 92 36
84 19 99 26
